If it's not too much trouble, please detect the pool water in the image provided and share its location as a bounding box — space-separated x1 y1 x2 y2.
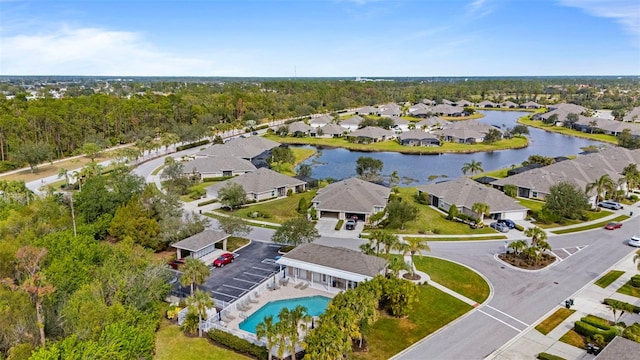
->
239 295 331 334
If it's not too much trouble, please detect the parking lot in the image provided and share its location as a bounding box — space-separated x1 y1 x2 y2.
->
198 241 282 304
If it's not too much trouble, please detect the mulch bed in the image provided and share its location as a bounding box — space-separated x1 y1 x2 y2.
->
402 273 421 281
498 252 556 270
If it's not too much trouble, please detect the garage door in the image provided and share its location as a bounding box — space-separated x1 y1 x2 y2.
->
346 213 365 221
320 211 339 219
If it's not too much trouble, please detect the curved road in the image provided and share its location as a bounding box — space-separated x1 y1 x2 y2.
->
130 143 640 359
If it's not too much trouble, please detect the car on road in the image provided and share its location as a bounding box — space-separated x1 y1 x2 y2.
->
497 219 516 229
490 222 509 233
604 222 623 230
629 235 640 247
345 219 356 230
213 253 235 267
167 258 185 270
598 200 623 210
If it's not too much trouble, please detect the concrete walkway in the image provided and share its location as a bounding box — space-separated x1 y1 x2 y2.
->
487 250 640 360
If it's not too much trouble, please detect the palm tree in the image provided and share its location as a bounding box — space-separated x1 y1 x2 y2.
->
256 315 278 360
275 309 291 360
461 160 484 176
371 230 398 257
187 289 214 337
606 299 632 323
508 240 528 255
622 163 640 195
471 202 490 223
387 256 411 278
524 226 547 248
586 174 616 207
589 120 598 134
399 238 431 278
180 258 210 295
359 242 375 255
287 305 309 360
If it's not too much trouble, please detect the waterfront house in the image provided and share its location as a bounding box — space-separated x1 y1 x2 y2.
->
311 177 390 222
207 167 307 201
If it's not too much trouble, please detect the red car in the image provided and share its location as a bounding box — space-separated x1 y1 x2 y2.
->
604 222 623 230
213 253 235 267
168 258 186 269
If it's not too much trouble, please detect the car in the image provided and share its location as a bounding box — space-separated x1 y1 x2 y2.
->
213 253 235 267
345 219 356 230
167 258 185 270
598 200 623 210
497 219 516 229
490 222 509 233
252 131 258 135
628 235 640 247
604 222 623 230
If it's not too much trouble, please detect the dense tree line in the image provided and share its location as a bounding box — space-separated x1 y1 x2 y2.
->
1 78 638 170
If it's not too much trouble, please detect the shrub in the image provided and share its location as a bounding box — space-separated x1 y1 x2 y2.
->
574 321 617 342
0 161 20 172
603 298 640 313
309 207 317 220
287 188 293 197
415 192 429 205
176 139 210 151
447 205 459 220
202 176 234 182
504 184 517 198
537 352 566 360
189 188 206 200
208 329 268 360
197 199 219 207
581 315 612 330
631 275 640 287
297 198 308 214
514 224 525 231
335 220 344 230
623 322 640 342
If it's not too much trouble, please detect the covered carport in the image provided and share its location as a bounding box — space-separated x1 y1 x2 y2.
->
172 230 231 263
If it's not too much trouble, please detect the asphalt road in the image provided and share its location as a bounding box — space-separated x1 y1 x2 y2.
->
394 215 640 359
130 141 640 359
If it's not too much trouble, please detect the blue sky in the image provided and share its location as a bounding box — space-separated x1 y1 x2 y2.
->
1 0 639 76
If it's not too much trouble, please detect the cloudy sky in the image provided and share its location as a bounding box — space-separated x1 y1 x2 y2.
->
1 0 639 77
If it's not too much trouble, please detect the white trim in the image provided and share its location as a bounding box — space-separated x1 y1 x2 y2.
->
277 258 374 283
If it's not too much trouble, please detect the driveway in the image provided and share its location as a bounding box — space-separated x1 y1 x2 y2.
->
315 218 364 239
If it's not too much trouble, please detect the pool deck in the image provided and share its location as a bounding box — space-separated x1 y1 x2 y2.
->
221 280 337 332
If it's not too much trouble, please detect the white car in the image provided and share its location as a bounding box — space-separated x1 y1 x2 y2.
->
629 235 640 247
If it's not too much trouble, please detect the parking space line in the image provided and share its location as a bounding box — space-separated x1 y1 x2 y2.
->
223 284 249 291
211 290 237 299
549 251 562 261
233 278 259 285
562 248 572 256
244 272 269 278
252 266 279 272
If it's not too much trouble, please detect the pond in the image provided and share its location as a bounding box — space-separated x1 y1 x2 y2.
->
296 111 607 186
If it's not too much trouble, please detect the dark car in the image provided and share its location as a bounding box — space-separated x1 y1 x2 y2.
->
213 253 235 267
604 222 623 230
490 222 509 233
345 219 356 230
497 219 516 229
168 258 185 270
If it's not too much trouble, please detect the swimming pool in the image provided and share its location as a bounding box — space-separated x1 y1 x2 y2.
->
239 295 331 334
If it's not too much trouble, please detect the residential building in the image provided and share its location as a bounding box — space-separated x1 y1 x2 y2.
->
207 167 307 201
312 177 390 221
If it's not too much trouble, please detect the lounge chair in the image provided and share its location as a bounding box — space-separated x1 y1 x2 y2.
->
249 294 259 303
279 278 289 287
294 282 303 289
299 282 309 290
222 313 236 322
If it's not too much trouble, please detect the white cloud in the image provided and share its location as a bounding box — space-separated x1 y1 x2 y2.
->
558 0 640 39
466 0 494 18
0 26 223 75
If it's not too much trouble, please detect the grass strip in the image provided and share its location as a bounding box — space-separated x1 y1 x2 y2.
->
535 308 575 335
594 270 625 288
551 215 630 234
412 255 490 303
558 329 585 349
404 235 507 241
617 280 640 298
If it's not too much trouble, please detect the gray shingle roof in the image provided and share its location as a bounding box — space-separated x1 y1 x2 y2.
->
197 136 280 159
282 243 387 278
313 178 390 214
346 126 395 139
431 104 464 115
181 157 256 174
341 115 364 126
623 106 640 122
207 167 306 195
309 114 333 125
416 116 450 128
399 129 439 141
418 178 527 212
319 123 344 135
288 122 312 133
172 230 230 252
594 336 640 360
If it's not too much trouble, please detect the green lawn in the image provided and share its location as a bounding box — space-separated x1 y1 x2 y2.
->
517 198 545 212
473 167 510 179
154 320 249 360
518 118 618 144
404 235 507 241
558 329 585 349
413 255 490 303
551 215 630 234
594 270 625 288
535 308 576 335
353 285 472 360
387 187 496 235
264 135 528 154
228 190 317 224
538 210 615 229
617 280 640 298
217 237 250 252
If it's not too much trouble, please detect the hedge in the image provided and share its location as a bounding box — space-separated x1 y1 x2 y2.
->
208 329 268 360
574 321 617 342
631 275 640 288
335 219 344 230
537 352 566 360
197 199 219 207
603 298 640 314
176 139 210 151
581 315 612 330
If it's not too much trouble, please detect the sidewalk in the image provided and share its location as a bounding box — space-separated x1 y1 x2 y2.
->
487 250 640 360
